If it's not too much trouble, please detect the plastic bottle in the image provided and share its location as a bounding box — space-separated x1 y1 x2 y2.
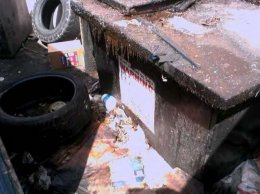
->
101 94 117 112
130 156 145 182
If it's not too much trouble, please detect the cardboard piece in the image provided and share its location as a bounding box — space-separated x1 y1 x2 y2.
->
48 40 85 69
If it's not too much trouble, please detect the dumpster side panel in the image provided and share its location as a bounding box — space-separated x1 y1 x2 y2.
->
154 79 213 175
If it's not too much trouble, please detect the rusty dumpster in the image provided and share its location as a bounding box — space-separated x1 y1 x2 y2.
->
72 0 260 182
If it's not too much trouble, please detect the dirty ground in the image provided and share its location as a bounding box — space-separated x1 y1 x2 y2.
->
0 38 204 194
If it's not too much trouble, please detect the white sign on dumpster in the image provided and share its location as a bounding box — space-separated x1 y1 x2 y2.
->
119 56 155 133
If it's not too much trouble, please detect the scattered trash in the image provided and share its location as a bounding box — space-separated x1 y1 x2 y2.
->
48 101 66 112
22 152 34 165
212 158 260 194
161 74 168 82
238 158 260 194
89 80 100 94
103 105 150 155
109 157 131 188
48 40 85 69
91 94 102 103
201 17 220 27
101 94 117 112
76 101 204 194
105 107 133 144
90 94 106 121
109 156 145 189
131 156 145 182
29 166 51 191
0 77 4 82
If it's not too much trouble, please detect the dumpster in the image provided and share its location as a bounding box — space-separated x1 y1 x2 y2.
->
72 0 260 180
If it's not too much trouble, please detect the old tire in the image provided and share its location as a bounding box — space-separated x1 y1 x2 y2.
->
0 72 91 151
32 0 79 43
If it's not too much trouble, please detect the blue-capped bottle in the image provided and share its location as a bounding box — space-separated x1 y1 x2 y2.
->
101 94 117 112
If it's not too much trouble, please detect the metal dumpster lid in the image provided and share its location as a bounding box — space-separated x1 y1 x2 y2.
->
72 0 260 110
97 0 175 15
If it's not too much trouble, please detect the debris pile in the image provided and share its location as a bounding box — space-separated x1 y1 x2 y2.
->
7 92 203 194
78 94 204 193
28 166 51 191
11 152 52 194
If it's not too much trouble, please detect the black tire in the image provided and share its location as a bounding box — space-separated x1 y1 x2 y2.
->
32 0 80 43
0 72 91 151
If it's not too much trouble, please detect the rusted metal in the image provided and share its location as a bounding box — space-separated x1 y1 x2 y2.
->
72 0 260 180
72 0 260 110
97 0 176 15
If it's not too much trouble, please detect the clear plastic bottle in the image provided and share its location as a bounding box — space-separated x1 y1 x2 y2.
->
101 94 117 112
